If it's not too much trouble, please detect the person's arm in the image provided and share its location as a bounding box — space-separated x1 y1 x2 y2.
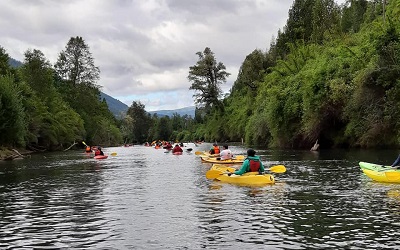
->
259 161 265 173
234 160 249 175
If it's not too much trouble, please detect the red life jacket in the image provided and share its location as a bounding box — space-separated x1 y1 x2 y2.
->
95 150 101 156
249 160 261 172
213 146 220 154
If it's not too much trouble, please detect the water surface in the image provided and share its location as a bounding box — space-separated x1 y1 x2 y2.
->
1 145 399 249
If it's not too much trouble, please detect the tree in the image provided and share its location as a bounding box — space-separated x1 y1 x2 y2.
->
0 75 26 146
20 48 86 148
188 47 230 111
21 49 53 97
54 36 100 87
53 36 121 146
126 101 151 143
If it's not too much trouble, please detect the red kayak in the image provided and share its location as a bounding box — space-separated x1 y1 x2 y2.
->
94 155 108 159
173 152 183 155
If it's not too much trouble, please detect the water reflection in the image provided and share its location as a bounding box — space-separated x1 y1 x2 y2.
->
0 146 400 249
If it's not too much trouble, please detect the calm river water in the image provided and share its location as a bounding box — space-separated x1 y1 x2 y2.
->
1 144 400 249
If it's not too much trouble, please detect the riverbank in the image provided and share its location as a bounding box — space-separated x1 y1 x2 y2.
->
0 147 33 161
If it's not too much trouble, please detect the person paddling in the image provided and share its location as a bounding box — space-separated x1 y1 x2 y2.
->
219 145 233 160
209 143 220 155
94 147 104 156
172 144 183 153
230 149 264 175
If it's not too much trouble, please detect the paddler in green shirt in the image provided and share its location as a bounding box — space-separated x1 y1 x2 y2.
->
232 149 265 175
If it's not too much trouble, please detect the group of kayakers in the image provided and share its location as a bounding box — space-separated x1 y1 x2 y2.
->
84 143 104 156
207 143 264 175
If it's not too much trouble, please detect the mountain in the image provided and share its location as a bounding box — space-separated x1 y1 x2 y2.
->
8 58 23 68
100 92 195 118
148 106 195 117
99 92 129 117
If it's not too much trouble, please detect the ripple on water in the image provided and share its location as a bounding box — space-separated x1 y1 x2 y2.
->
1 147 400 248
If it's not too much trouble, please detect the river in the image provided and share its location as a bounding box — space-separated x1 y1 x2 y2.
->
0 144 399 249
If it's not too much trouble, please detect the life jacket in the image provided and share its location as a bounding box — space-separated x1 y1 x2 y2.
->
94 150 101 156
249 159 261 172
173 146 182 153
85 146 91 152
213 146 220 154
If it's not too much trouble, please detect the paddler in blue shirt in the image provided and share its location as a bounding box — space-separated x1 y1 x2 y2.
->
232 149 265 175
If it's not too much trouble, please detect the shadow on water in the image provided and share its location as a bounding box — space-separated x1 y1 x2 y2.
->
0 145 399 249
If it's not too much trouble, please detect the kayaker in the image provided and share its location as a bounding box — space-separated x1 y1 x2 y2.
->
219 145 233 160
85 146 92 153
164 142 173 150
94 147 104 156
209 143 220 155
231 149 264 175
172 144 183 153
391 154 400 168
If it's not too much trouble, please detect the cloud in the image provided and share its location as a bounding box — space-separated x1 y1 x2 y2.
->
0 0 346 111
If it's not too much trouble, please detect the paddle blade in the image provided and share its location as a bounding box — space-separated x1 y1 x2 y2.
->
195 151 203 155
234 155 245 160
268 165 286 173
111 152 117 156
82 141 88 146
205 170 224 179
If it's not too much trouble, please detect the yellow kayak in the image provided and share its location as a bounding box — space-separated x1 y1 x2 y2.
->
359 161 400 183
210 164 275 185
201 156 244 164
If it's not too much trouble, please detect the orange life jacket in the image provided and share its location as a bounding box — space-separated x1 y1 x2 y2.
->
213 146 220 154
249 160 261 172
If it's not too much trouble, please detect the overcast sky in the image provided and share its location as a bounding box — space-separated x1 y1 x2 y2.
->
0 0 346 111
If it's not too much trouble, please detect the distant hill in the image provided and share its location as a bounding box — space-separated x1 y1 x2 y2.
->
99 92 129 117
9 58 23 68
148 106 195 118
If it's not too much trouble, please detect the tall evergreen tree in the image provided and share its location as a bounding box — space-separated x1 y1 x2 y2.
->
188 47 230 111
54 36 100 87
126 101 151 143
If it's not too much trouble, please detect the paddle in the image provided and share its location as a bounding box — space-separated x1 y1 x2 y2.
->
234 155 245 160
205 165 287 179
111 152 117 156
195 151 205 155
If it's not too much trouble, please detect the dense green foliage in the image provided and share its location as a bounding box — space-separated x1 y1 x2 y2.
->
2 0 400 151
0 37 122 150
193 0 400 149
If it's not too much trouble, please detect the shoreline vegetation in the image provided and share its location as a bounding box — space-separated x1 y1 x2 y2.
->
0 148 33 161
2 2 400 152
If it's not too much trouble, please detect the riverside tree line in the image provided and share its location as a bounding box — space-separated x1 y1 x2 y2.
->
1 0 400 151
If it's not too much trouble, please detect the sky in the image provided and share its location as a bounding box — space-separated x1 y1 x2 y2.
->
0 0 346 111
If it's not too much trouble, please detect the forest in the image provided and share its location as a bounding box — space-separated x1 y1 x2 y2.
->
1 0 399 155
